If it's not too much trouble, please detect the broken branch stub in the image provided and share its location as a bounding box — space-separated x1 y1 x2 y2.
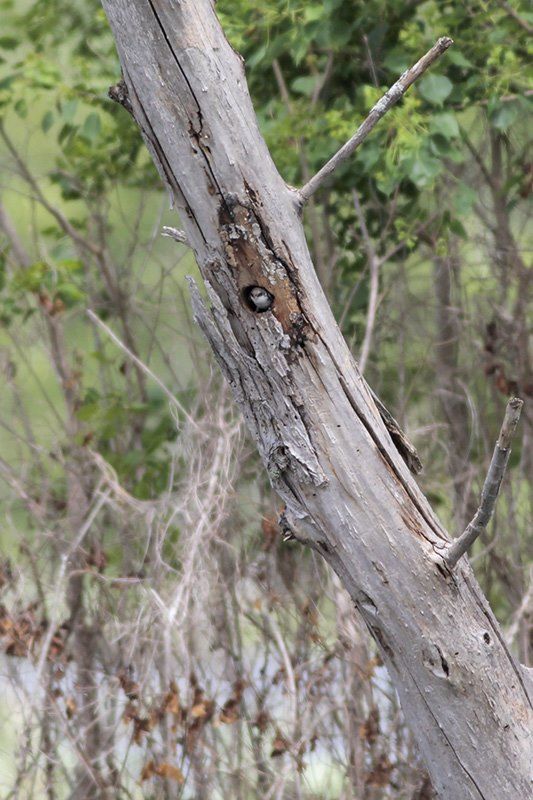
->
444 397 523 569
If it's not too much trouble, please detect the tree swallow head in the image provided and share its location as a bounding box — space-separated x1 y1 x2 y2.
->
247 285 274 312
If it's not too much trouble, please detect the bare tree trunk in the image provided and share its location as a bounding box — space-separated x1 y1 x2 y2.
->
101 2 532 797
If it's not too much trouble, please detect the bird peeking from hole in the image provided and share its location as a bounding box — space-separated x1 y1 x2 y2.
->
245 285 274 312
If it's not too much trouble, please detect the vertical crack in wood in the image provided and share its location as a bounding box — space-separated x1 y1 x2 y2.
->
146 0 233 212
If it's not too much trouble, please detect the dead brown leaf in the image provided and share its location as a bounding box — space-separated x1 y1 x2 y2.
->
155 763 184 783
270 730 290 757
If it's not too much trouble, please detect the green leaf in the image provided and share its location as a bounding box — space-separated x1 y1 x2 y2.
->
447 50 473 68
454 184 477 216
55 282 85 305
247 43 268 68
0 75 15 91
430 112 459 140
448 218 467 238
41 110 54 132
355 141 380 172
383 51 409 74
291 76 317 97
429 134 451 156
418 74 453 106
81 112 101 142
12 264 46 292
490 102 519 132
0 36 18 50
57 258 83 273
58 123 76 145
14 98 27 118
408 152 441 187
60 99 78 122
76 402 100 422
292 38 310 65
303 7 323 22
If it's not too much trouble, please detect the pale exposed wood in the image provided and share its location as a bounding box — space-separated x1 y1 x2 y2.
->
161 225 189 245
101 2 532 796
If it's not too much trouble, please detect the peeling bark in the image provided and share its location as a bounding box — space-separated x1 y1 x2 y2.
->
101 2 532 797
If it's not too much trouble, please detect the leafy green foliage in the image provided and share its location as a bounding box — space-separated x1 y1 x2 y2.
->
219 0 531 345
0 0 187 509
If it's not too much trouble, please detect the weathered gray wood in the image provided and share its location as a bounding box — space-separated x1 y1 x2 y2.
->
101 2 532 796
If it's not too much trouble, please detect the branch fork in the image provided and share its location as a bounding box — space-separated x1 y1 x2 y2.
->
298 37 453 205
443 397 523 569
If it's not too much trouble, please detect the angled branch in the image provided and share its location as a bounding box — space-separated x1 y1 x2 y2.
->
298 37 453 204
500 1 533 34
444 397 523 569
0 121 102 257
86 309 198 428
0 201 31 268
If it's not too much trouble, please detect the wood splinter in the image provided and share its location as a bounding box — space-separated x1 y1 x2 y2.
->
162 225 189 245
443 397 523 569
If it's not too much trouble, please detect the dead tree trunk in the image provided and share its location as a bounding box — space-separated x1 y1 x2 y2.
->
101 2 532 797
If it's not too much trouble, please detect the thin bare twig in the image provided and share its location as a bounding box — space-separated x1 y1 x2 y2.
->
444 397 523 569
86 309 199 428
505 567 532 647
272 59 292 110
298 37 453 204
0 201 31 267
338 263 369 331
363 34 379 88
35 488 111 683
461 130 497 191
272 58 330 284
0 121 101 257
500 1 533 34
338 211 438 332
352 190 379 374
311 50 334 106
